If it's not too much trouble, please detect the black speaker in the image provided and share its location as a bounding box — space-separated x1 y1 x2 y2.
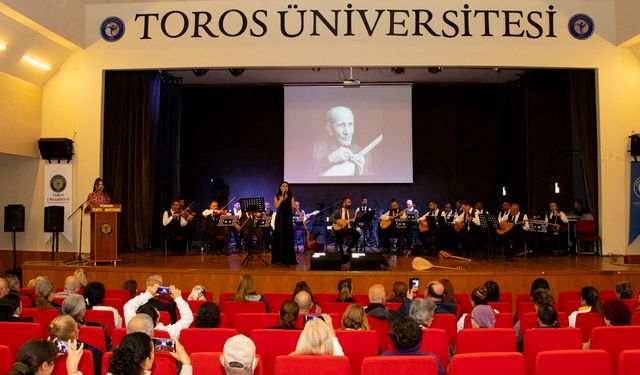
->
631 134 640 156
310 252 342 270
350 253 389 270
4 205 25 232
38 138 74 161
44 206 64 232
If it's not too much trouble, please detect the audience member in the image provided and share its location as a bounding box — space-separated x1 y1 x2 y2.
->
615 281 632 299
126 313 155 336
27 276 49 289
440 278 458 304
8 338 83 375
340 304 369 330
54 276 80 299
4 274 34 307
483 280 501 303
124 283 193 339
380 316 445 375
293 315 344 355
424 281 456 314
517 304 559 352
0 293 33 322
528 278 551 300
568 286 602 327
602 299 632 326
366 284 400 322
0 277 9 298
221 335 259 374
231 275 269 312
35 278 61 311
187 284 207 301
388 281 407 302
292 281 321 312
74 269 88 288
84 281 123 328
408 298 436 328
144 274 179 324
194 302 221 328
270 300 300 329
48 314 102 375
107 332 191 375
61 294 112 351
122 279 138 299
514 288 554 334
333 278 356 303
470 304 496 328
294 291 320 315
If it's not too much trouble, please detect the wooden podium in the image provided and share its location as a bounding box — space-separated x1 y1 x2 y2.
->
90 204 121 264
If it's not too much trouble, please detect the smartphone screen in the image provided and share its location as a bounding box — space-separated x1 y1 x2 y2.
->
304 315 325 323
152 337 176 352
409 278 420 294
55 341 69 353
156 286 171 295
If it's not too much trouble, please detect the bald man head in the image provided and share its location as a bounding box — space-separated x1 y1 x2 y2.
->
127 313 155 337
63 276 80 293
368 284 386 304
326 106 355 147
426 281 445 302
294 291 312 314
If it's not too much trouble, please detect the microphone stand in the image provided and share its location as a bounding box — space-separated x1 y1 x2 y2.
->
64 195 92 265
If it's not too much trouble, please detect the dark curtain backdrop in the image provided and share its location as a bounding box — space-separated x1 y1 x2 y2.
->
103 71 160 251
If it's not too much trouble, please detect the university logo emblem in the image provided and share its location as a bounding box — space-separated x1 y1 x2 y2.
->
568 14 594 40
50 175 66 193
633 177 640 199
100 222 113 236
100 16 125 42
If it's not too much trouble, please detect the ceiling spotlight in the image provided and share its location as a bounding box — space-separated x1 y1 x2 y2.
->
343 67 360 87
492 67 502 73
360 67 369 71
391 67 405 74
428 67 443 74
312 67 321 72
192 69 208 77
229 68 245 76
22 55 51 70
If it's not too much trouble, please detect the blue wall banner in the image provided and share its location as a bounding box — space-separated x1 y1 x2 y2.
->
630 162 640 244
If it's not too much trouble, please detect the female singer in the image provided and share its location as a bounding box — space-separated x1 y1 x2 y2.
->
84 177 111 213
272 181 297 265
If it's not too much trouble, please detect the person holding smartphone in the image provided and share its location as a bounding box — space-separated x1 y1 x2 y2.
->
123 283 193 339
293 314 344 356
107 332 192 375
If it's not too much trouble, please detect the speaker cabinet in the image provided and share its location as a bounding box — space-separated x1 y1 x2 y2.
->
44 206 65 232
38 138 74 160
350 253 388 270
310 252 342 270
4 204 25 232
631 134 640 156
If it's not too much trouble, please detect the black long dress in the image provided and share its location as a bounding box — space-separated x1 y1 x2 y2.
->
272 195 296 265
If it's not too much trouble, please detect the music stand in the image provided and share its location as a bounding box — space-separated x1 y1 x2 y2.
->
479 214 499 260
237 198 268 267
355 210 375 252
528 219 548 258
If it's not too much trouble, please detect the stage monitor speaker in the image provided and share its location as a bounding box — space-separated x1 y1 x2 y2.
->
38 138 74 161
310 252 342 271
4 204 25 232
631 134 640 156
44 206 65 232
350 253 388 271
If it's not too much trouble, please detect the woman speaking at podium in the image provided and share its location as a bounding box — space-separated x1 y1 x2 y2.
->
84 177 111 213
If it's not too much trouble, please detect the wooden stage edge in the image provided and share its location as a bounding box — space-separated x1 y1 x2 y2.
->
18 251 640 300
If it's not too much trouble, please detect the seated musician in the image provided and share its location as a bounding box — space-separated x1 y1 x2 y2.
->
498 203 530 260
230 202 243 251
292 200 306 246
417 200 445 257
405 199 420 248
379 198 406 253
497 200 511 221
177 196 197 247
262 201 274 250
329 198 360 256
474 201 489 215
162 199 188 255
453 201 481 258
235 205 264 251
441 202 456 252
201 200 231 253
355 197 374 248
543 201 568 253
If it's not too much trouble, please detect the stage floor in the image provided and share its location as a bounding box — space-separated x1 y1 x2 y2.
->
21 246 640 301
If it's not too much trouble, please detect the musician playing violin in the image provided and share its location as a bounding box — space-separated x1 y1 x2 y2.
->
235 205 264 252
162 199 188 255
201 200 231 253
329 198 360 256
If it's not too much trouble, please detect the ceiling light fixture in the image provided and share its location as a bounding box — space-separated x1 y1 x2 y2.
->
343 67 360 87
0 43 6 50
22 55 51 70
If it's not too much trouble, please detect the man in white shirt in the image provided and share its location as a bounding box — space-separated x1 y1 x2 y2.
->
498 203 529 260
454 201 481 258
124 283 193 339
163 199 188 255
543 201 569 254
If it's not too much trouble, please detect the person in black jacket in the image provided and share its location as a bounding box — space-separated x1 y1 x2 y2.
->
0 294 33 322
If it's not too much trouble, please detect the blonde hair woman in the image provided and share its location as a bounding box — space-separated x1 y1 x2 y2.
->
341 304 370 330
48 315 103 375
293 314 344 356
231 275 269 312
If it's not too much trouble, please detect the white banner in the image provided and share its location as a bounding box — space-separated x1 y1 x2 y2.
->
44 164 73 243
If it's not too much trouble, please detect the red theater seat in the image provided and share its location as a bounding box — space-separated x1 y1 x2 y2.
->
52 350 94 375
101 298 125 323
431 313 457 345
180 328 238 354
420 328 449 368
79 325 106 352
535 349 610 375
20 308 60 336
321 302 352 315
158 311 171 326
618 349 640 375
263 293 290 311
186 299 206 315
622 299 638 312
558 291 580 313
523 327 582 375
450 352 525 375
19 288 36 302
517 302 536 317
456 328 516 354
191 352 264 375
366 315 392 352
385 302 402 310
590 326 640 375
0 322 42 360
220 301 267 327
575 312 605 342
516 293 531 304
85 309 116 336
104 289 131 303
234 313 280 336
456 293 473 315
630 311 640 325
250 329 302 375
361 356 439 375
274 355 350 375
599 290 617 302
19 295 33 308
0 345 13 374
335 330 378 375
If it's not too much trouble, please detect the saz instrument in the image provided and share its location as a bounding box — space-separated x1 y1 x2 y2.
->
322 134 383 176
332 211 366 231
454 210 476 232
418 214 438 233
412 257 465 271
438 250 471 262
298 210 324 252
496 219 528 235
379 208 407 229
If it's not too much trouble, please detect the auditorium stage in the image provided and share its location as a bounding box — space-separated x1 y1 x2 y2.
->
20 248 640 300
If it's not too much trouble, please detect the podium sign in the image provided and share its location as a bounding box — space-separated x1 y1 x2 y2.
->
90 204 121 263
